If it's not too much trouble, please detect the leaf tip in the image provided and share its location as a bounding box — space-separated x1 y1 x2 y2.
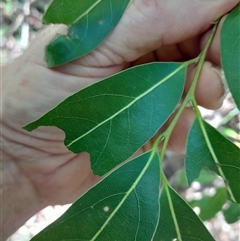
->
22 123 35 132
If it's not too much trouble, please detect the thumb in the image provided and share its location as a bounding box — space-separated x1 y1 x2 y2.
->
156 0 239 45
79 0 239 66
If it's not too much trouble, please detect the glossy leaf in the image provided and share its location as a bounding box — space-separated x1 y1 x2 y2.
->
153 185 215 241
221 4 240 109
43 0 130 67
185 119 240 203
24 63 186 175
223 202 240 224
189 187 227 221
43 0 101 25
30 151 160 241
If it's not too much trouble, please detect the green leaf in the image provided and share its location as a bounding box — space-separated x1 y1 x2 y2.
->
185 119 240 203
43 0 130 67
30 151 161 241
43 0 102 25
153 185 215 241
189 187 227 221
221 4 240 109
223 202 240 224
24 63 186 176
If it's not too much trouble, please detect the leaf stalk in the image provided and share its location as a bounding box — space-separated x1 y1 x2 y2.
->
157 20 220 167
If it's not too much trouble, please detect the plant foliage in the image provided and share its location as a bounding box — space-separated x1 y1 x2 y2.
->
31 151 160 241
24 63 187 175
153 185 215 241
43 0 130 67
221 5 240 110
24 1 240 241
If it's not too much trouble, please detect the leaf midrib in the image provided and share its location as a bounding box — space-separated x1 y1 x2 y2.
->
73 0 102 24
194 111 237 203
164 185 183 241
90 151 157 241
67 63 185 148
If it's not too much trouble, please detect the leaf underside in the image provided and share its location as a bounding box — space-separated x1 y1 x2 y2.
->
30 151 160 241
43 0 130 67
185 119 240 203
221 3 240 109
25 2 240 241
24 62 186 175
153 185 215 241
223 202 240 224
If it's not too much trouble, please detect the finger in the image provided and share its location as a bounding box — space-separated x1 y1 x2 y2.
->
154 44 187 62
78 0 239 66
22 25 67 66
201 16 226 66
39 153 100 205
145 108 196 154
155 35 201 62
136 108 196 155
130 51 157 66
167 107 196 154
185 61 226 109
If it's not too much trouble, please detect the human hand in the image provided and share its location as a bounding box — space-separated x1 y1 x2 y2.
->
1 0 238 239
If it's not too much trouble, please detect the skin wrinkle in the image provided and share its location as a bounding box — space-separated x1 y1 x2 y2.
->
121 6 163 62
2 120 64 143
79 1 225 66
3 145 95 206
80 3 157 66
2 118 63 140
2 136 68 157
2 159 45 228
30 157 100 205
1 1 239 239
106 9 143 63
1 122 70 157
89 46 124 67
55 61 125 77
2 138 74 167
27 156 78 183
80 35 131 66
2 122 95 193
